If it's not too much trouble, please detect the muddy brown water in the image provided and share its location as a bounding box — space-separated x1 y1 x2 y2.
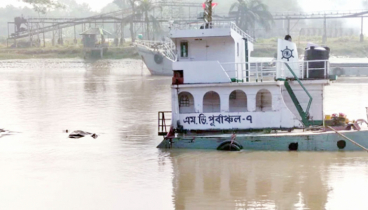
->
0 59 368 210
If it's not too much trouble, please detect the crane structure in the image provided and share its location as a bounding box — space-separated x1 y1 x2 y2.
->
6 1 204 47
6 1 368 47
273 10 368 43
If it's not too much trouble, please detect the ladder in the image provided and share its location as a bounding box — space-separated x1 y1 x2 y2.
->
158 111 172 136
281 63 323 127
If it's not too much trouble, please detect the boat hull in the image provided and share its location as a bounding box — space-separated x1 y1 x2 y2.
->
136 45 172 76
157 130 368 151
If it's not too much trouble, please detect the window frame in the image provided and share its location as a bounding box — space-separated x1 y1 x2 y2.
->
180 41 189 58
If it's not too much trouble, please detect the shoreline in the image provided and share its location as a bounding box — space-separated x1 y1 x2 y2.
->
0 46 141 60
1 36 368 59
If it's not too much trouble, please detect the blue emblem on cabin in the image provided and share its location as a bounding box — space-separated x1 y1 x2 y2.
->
281 46 294 61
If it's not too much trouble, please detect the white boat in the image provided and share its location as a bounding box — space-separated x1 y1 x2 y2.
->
136 39 368 78
135 37 275 76
154 17 368 151
135 38 176 76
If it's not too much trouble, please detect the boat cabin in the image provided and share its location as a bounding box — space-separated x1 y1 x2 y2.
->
165 21 332 134
170 22 254 84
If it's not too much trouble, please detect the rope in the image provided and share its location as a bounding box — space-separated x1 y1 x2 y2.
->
328 126 368 152
229 133 236 150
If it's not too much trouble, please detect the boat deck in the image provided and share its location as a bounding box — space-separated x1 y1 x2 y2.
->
176 128 368 138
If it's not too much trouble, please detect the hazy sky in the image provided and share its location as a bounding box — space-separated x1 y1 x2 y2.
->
299 0 364 12
0 0 114 11
0 0 365 12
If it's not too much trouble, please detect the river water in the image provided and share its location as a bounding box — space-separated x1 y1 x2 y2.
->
0 59 368 210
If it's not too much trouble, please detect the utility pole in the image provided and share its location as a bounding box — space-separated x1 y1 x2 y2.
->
204 0 212 27
322 16 327 44
361 17 364 43
74 24 77 44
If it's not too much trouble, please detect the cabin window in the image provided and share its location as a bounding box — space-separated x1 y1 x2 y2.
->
203 91 221 113
230 91 237 100
180 95 190 107
237 43 239 57
256 89 272 111
180 41 188 58
172 70 184 85
179 92 195 113
229 90 247 112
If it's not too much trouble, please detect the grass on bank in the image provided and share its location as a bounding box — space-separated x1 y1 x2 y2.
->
0 39 140 60
0 46 140 60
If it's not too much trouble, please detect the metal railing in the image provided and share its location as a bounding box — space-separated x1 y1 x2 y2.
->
277 60 330 80
135 38 177 62
221 62 276 82
158 111 172 136
171 21 254 42
220 60 330 82
9 9 134 39
230 22 255 43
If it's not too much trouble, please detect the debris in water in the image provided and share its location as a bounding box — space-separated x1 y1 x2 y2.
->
68 130 98 139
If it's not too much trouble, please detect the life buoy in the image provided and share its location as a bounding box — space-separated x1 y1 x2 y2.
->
288 142 299 151
154 53 163 64
333 67 344 76
217 136 243 151
337 140 346 149
217 142 242 151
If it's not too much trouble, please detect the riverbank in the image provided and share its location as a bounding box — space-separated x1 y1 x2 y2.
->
1 36 368 59
0 45 140 60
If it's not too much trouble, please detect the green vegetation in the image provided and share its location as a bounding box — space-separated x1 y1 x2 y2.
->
137 0 163 40
21 0 65 14
229 0 274 32
112 0 163 41
0 43 139 60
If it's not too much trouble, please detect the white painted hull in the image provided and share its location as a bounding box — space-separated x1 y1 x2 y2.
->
136 45 172 76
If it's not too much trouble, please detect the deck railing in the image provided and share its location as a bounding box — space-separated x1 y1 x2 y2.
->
229 22 255 43
221 62 276 82
135 38 177 62
171 21 254 42
277 60 330 80
220 60 330 82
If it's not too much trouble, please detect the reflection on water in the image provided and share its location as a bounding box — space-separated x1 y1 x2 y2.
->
167 151 368 210
0 59 367 210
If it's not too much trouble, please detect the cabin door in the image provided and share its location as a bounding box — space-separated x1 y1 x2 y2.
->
190 40 207 61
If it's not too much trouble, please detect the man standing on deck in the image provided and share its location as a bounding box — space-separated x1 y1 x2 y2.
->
285 35 292 42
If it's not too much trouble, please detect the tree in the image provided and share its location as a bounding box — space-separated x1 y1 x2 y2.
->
21 0 65 14
113 0 128 9
229 0 274 33
260 0 301 12
114 0 138 42
137 0 162 40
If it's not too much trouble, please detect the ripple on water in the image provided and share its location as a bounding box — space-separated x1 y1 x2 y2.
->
0 59 368 210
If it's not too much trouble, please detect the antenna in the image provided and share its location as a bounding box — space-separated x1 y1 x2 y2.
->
204 0 213 24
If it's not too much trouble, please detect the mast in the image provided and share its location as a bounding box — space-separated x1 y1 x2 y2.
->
204 0 213 25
